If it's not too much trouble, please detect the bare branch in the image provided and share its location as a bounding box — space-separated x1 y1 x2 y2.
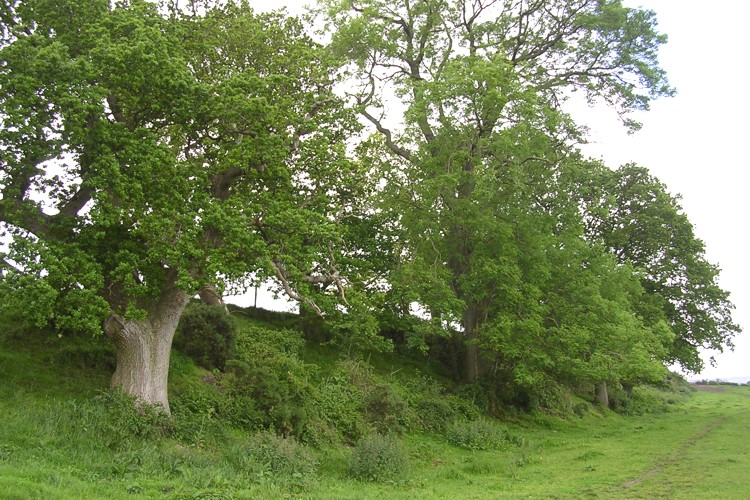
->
269 259 325 317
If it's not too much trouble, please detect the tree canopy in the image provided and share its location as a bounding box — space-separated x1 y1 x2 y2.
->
0 0 740 411
0 0 362 411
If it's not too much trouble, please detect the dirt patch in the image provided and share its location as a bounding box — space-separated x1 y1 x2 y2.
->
692 384 726 393
622 417 727 488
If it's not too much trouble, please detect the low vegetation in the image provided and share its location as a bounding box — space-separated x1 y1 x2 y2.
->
2 306 747 499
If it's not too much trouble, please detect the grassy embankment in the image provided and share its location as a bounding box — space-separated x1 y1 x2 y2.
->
0 308 748 499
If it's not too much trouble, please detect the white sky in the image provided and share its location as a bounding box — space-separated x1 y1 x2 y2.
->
237 0 748 380
578 0 749 380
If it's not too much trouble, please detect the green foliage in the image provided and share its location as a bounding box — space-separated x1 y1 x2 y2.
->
3 312 750 499
169 383 231 447
610 379 693 416
315 372 366 441
446 419 514 451
227 431 318 490
234 323 305 359
334 360 414 436
221 322 319 439
174 303 236 371
0 0 362 410
528 380 574 417
348 433 410 483
223 356 315 437
402 373 480 434
328 293 394 354
574 164 741 372
58 390 171 451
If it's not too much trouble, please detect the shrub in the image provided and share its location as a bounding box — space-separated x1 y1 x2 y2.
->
348 433 410 483
316 373 367 442
234 324 304 359
222 323 326 440
333 360 413 436
446 418 513 451
363 384 409 435
174 303 236 371
59 390 170 452
403 374 480 434
169 385 232 446
529 380 573 417
223 355 317 438
228 431 318 490
612 385 675 416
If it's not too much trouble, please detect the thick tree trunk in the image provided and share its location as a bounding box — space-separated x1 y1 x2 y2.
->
595 381 609 408
104 287 190 413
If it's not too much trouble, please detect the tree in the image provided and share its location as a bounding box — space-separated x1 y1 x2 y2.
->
324 0 674 380
572 163 741 373
0 0 360 411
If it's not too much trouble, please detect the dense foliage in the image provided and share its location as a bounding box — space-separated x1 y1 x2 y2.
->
0 0 740 416
174 302 236 370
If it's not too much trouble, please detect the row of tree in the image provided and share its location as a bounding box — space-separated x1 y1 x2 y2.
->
0 0 740 412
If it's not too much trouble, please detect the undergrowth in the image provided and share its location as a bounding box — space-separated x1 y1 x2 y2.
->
0 305 701 497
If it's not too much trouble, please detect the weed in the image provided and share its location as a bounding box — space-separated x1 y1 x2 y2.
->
447 418 514 451
228 431 318 491
348 433 410 483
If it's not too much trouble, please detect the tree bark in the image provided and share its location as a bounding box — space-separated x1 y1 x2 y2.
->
104 286 190 413
595 381 609 408
464 304 481 382
198 284 228 313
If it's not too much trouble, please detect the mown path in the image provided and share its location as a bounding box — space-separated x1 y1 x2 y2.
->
315 387 750 499
608 387 750 499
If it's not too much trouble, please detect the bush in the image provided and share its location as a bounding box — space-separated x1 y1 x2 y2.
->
228 431 318 490
59 390 170 452
316 373 367 442
234 323 305 359
174 303 236 371
446 418 513 451
611 384 683 416
529 380 573 417
363 384 409 435
169 384 232 446
348 433 410 483
224 355 317 437
403 374 480 434
333 360 412 436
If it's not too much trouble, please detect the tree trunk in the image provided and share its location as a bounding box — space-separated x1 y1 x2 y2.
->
464 305 481 382
595 381 609 408
198 284 228 313
104 287 190 413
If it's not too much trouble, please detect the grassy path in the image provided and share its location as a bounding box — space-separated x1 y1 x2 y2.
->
612 388 750 499
309 387 750 499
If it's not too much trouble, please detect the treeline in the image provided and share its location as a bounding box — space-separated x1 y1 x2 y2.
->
0 0 740 414
693 380 749 387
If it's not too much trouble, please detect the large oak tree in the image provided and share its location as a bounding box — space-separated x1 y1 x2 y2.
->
0 0 359 411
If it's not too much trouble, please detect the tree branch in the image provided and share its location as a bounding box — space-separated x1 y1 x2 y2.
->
269 259 325 317
360 108 413 161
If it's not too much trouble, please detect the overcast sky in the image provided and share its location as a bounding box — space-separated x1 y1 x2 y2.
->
240 0 748 380
578 0 749 380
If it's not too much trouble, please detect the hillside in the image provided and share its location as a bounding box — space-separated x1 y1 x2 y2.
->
1 306 748 499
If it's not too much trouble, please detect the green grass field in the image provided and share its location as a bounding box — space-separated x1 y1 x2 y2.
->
1 322 748 499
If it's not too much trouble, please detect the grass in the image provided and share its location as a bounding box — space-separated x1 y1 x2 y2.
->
1 317 749 498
